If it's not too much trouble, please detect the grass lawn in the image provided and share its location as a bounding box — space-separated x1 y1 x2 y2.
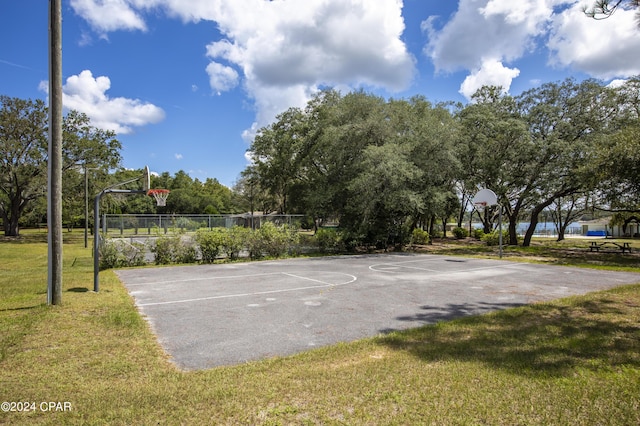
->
1 231 639 425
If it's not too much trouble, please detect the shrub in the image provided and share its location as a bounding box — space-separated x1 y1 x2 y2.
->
410 228 430 245
247 223 299 259
259 222 288 258
481 229 509 246
223 226 250 260
175 238 198 264
99 238 146 270
151 236 177 265
195 229 224 263
315 228 343 253
452 227 469 239
472 228 485 240
151 235 199 265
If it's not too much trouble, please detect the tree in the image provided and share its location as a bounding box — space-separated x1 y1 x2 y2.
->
456 87 531 239
584 0 640 26
513 79 607 246
0 96 48 236
594 124 640 208
250 107 309 214
547 193 591 241
346 142 423 247
0 96 122 236
61 110 122 229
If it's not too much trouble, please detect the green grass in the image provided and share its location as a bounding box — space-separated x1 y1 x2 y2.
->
1 231 639 425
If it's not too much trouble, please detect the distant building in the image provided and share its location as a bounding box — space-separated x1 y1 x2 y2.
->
578 217 640 238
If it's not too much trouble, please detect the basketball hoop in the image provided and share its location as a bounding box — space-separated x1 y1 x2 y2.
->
473 201 488 212
147 189 170 207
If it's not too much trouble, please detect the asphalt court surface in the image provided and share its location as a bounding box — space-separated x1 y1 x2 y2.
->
115 253 640 370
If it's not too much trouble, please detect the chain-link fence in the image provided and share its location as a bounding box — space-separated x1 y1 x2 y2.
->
100 214 306 236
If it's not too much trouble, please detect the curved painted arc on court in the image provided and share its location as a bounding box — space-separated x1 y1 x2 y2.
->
136 271 357 307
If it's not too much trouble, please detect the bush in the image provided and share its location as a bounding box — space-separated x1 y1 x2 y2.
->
247 223 299 259
195 229 225 263
151 236 178 265
99 238 146 270
410 228 430 245
315 228 343 253
452 227 469 239
151 235 198 265
472 228 485 240
175 238 198 264
223 226 250 260
481 230 509 246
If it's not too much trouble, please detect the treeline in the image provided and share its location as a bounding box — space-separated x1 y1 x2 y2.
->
3 76 640 245
0 95 245 236
237 77 640 247
35 167 244 231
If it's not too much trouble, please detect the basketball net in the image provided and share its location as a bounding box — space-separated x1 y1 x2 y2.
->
147 189 170 207
473 201 487 212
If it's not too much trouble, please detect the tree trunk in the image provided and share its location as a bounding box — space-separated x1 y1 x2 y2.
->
3 200 21 236
5 217 20 237
522 214 539 247
508 220 518 246
523 201 555 246
482 209 491 234
556 224 566 242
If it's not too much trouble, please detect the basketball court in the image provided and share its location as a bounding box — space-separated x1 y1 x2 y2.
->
115 253 640 370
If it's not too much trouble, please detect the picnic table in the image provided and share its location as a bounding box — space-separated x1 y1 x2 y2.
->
589 241 632 253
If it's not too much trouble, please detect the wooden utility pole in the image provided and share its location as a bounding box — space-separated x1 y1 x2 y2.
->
48 0 63 305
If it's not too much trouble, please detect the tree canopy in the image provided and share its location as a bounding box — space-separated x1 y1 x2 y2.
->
0 96 121 236
244 77 640 247
584 0 640 26
3 75 639 246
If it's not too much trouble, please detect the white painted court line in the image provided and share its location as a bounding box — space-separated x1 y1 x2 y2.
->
368 257 445 273
125 272 284 287
369 259 523 276
136 272 357 307
282 272 339 286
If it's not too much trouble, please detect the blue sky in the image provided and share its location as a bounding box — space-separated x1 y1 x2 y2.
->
2 1 640 187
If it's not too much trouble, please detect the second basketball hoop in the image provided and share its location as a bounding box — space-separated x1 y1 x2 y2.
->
472 188 497 210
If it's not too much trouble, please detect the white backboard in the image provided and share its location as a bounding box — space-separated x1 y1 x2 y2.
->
472 188 498 207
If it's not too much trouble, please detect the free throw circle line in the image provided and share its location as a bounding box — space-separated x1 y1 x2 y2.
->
125 272 284 287
137 272 357 307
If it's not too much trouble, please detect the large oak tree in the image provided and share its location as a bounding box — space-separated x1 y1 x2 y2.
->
0 96 122 236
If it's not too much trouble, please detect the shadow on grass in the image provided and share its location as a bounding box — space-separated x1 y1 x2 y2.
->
0 304 46 312
378 292 640 377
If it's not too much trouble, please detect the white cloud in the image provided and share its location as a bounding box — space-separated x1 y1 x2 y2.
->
71 0 416 134
175 153 183 160
423 0 565 100
205 62 240 95
424 0 557 73
424 0 640 101
40 70 165 134
459 59 521 100
547 3 640 79
70 0 147 34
